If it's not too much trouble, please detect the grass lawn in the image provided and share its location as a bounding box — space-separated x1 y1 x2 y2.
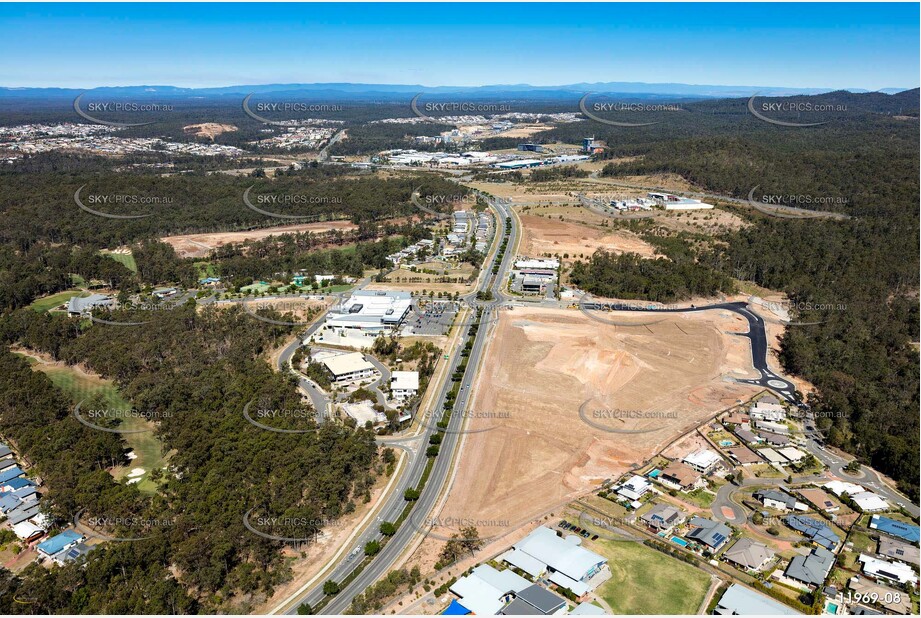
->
594 539 711 614
746 463 786 479
684 487 716 508
101 250 138 272
32 362 167 494
28 289 86 313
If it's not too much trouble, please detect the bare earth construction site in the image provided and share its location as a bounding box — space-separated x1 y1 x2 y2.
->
436 305 762 540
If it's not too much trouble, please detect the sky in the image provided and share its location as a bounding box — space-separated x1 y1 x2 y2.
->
1 3 918 90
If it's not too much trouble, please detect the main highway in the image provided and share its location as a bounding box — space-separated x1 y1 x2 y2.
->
272 195 517 614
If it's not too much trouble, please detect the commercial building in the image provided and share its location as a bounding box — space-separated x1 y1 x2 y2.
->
713 583 800 615
322 352 377 385
317 290 412 344
500 526 607 595
67 293 113 316
390 371 419 400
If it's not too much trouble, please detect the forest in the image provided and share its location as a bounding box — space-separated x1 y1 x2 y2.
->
0 304 382 613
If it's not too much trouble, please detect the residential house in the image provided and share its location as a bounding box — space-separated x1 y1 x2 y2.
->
658 461 703 491
682 449 722 473
785 547 835 587
722 538 776 572
754 489 808 512
784 515 840 551
713 583 800 615
878 537 920 566
685 516 732 551
640 503 686 533
858 554 919 586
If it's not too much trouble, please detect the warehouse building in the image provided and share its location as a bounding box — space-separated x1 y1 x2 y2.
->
316 290 412 345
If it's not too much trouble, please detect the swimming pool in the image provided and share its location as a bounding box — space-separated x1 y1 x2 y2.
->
648 469 661 478
719 439 734 447
825 602 839 615
671 536 689 547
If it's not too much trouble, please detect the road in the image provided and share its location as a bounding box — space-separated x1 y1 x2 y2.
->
591 299 918 518
275 195 516 615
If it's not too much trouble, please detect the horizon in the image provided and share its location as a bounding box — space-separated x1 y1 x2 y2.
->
1 3 918 90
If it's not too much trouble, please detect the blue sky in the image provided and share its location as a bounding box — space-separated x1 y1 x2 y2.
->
1 3 917 89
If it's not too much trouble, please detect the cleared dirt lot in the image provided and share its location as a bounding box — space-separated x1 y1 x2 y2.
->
161 221 358 258
518 212 656 260
435 306 760 541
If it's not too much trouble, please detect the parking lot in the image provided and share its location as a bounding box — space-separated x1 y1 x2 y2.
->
402 300 457 336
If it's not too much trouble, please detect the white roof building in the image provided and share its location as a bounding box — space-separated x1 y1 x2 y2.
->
321 290 412 337
616 475 652 501
390 371 419 400
449 564 530 616
682 449 722 473
858 554 919 585
503 526 607 585
777 447 807 463
823 481 888 512
759 448 788 465
515 258 560 270
322 352 376 384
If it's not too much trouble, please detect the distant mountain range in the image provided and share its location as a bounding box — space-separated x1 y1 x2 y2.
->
0 81 914 101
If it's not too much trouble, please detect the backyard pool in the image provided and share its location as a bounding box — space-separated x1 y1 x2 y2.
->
719 440 734 447
671 536 689 547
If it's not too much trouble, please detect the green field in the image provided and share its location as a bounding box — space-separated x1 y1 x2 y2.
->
594 539 711 614
28 289 86 312
101 250 138 272
30 360 167 494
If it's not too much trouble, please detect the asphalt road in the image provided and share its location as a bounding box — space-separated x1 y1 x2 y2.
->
277 195 515 615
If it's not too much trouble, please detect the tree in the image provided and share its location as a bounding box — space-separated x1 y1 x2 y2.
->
364 540 381 556
297 603 313 614
404 488 420 501
379 521 396 536
323 580 340 596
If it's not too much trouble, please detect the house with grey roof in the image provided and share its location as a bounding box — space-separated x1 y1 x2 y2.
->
785 547 835 586
734 428 759 445
754 489 807 512
713 583 800 615
756 430 790 446
640 502 686 533
502 584 566 615
685 516 732 551
784 515 840 550
722 537 776 572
